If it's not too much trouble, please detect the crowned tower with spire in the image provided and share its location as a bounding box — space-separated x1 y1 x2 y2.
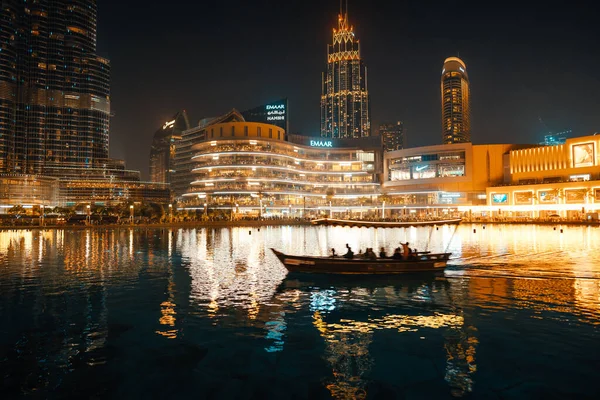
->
320 1 371 138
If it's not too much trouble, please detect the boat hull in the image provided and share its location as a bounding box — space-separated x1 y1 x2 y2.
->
271 249 450 274
310 217 461 228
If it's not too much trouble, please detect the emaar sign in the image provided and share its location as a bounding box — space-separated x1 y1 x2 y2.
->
310 140 333 148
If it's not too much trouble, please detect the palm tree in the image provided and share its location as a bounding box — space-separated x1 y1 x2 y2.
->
378 194 392 205
8 205 25 219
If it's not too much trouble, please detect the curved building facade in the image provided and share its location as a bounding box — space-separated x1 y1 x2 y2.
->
183 122 380 215
441 57 470 144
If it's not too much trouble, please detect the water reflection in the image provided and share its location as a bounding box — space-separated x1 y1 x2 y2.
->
0 225 599 398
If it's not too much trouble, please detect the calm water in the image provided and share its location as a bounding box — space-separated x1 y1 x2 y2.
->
1 225 599 399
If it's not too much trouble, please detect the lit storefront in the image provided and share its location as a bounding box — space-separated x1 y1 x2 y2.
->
59 179 171 207
0 175 59 211
182 123 380 217
486 135 600 220
0 173 171 212
382 143 519 216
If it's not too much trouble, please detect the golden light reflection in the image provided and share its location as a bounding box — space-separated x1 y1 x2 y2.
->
313 309 469 399
444 327 479 397
156 277 178 339
313 311 464 338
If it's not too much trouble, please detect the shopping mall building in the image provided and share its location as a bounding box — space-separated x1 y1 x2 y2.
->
381 136 600 220
176 109 600 221
485 135 600 220
179 118 382 218
381 142 526 217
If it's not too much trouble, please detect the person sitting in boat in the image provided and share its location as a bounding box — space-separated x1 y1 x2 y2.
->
366 248 377 260
357 249 364 257
330 248 337 257
408 248 417 259
343 244 354 259
401 242 410 260
392 247 402 259
379 247 388 258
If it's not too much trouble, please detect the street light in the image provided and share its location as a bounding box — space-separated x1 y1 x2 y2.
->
86 204 91 225
203 203 207 219
129 204 134 224
168 203 172 223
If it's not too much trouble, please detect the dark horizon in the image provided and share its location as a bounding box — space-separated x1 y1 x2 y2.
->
98 0 600 179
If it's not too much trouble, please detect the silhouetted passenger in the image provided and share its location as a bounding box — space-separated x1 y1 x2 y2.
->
343 243 354 259
366 248 377 260
401 242 410 260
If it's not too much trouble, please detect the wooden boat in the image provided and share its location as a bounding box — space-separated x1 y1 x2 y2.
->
310 217 462 228
271 248 451 274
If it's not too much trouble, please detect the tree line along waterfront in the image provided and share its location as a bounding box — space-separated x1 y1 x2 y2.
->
2 201 600 228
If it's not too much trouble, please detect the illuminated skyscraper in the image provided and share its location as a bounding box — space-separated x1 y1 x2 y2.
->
0 0 110 174
379 121 405 152
441 57 470 144
149 110 190 184
320 5 370 138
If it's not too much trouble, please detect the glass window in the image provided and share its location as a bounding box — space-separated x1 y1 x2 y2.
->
492 193 508 204
390 167 411 181
514 191 533 205
412 165 436 179
565 190 585 203
438 163 465 177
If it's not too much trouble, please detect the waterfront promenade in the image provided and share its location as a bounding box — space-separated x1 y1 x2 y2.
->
0 218 313 231
1 217 600 231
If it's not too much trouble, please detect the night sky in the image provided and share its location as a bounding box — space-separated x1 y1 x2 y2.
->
98 0 600 179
